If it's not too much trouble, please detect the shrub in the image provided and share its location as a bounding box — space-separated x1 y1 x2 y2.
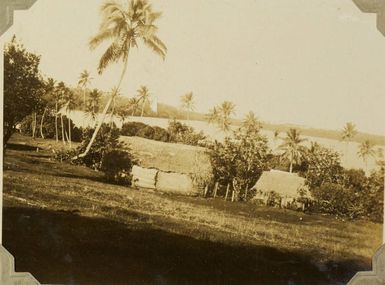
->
100 149 135 185
136 125 155 139
167 119 206 146
311 183 363 219
152 126 170 142
120 121 147 136
57 124 136 184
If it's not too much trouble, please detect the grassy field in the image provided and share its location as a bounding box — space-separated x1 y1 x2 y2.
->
3 134 383 285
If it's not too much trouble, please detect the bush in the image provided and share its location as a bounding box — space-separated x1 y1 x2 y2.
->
120 121 148 136
167 119 206 146
100 149 135 184
19 113 82 142
152 126 170 142
311 183 363 219
57 124 136 184
136 125 155 139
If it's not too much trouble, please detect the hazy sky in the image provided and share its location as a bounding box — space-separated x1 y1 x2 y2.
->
3 0 385 135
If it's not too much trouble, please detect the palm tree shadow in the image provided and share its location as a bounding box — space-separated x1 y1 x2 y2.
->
3 206 365 285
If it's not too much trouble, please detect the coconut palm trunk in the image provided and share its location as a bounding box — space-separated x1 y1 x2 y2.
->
68 117 72 148
60 114 66 145
55 102 59 142
73 57 129 160
40 108 47 139
141 101 145 117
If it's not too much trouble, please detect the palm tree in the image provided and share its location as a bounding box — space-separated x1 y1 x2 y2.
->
57 82 67 145
40 78 56 139
129 97 140 116
218 101 235 132
358 140 376 173
85 88 101 124
64 89 76 148
136 85 150 117
279 128 307 173
341 122 357 159
75 0 167 159
242 111 261 132
206 107 219 124
78 70 92 110
180 92 195 120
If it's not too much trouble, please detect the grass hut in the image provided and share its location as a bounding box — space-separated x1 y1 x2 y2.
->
251 170 311 209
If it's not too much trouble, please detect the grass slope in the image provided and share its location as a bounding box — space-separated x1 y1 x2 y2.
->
3 135 382 285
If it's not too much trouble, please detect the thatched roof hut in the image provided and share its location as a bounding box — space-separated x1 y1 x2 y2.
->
251 170 311 205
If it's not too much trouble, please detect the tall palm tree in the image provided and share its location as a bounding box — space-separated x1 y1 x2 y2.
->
75 0 167 159
64 89 76 148
358 140 376 173
279 128 307 173
57 82 67 145
180 92 194 120
136 85 150 117
40 78 56 139
78 70 92 110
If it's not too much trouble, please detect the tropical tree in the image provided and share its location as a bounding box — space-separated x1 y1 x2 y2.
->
85 88 101 124
206 107 219 124
56 81 68 145
129 97 141 116
75 0 167 159
136 85 150 117
78 70 92 110
40 78 56 139
358 140 376 173
180 92 195 120
242 111 261 133
63 89 76 147
4 36 44 147
278 128 307 173
341 122 358 159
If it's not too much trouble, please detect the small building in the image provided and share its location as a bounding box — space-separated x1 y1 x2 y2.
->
251 170 312 209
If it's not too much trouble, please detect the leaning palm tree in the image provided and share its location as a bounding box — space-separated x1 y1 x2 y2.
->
78 70 92 110
136 85 150 117
180 92 195 120
74 0 167 159
279 128 307 173
358 140 376 173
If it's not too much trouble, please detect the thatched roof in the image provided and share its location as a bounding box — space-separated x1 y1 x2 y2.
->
120 136 212 180
252 170 310 198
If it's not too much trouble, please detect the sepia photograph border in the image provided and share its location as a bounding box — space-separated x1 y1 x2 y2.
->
0 0 384 284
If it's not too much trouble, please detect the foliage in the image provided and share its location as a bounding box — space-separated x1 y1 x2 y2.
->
341 122 357 142
100 149 135 184
302 142 344 189
4 36 45 146
20 114 82 142
311 183 363 219
208 121 270 193
207 101 236 132
278 129 307 173
167 119 206 146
